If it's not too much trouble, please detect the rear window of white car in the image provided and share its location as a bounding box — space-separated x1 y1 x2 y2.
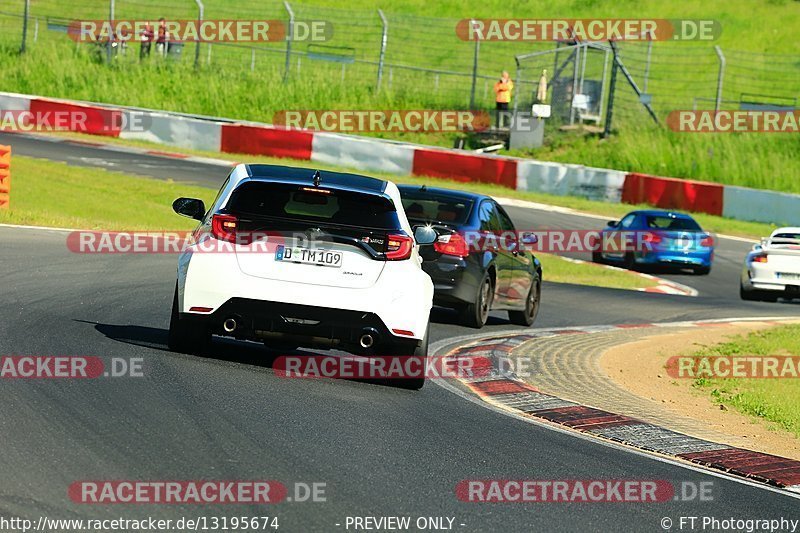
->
771 233 800 244
226 181 402 229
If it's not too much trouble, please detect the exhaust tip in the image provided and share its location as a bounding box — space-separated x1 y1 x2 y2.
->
359 327 380 349
223 318 237 333
359 334 374 349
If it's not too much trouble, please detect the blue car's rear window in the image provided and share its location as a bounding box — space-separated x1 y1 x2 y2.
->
644 216 701 231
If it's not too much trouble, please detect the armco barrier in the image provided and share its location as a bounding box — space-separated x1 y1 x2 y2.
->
412 148 517 188
29 99 121 138
622 172 724 216
311 133 414 176
517 160 626 203
120 112 221 152
0 145 11 209
0 92 32 113
220 124 313 160
3 90 800 226
723 185 800 226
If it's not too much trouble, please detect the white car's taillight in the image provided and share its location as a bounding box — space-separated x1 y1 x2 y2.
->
211 214 238 242
386 234 413 260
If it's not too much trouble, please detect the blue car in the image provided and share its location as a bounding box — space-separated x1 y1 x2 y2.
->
592 210 714 275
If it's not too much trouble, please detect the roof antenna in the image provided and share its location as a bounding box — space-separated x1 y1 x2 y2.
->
312 170 321 187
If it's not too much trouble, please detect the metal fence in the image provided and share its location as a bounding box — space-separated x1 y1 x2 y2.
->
1 1 799 130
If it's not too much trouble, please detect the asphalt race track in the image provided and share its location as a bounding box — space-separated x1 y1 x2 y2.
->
1 133 799 531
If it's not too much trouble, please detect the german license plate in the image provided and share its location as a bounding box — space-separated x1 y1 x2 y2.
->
777 272 800 281
275 245 342 268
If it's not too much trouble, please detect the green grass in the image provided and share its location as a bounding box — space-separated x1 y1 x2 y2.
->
0 156 214 230
537 253 658 290
0 0 799 196
0 154 656 291
689 325 800 438
42 130 779 240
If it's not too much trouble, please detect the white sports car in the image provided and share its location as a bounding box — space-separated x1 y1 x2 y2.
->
740 227 800 302
168 163 436 389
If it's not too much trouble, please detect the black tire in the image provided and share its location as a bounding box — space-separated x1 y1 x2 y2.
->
740 284 779 302
384 326 428 390
168 285 211 354
508 277 541 327
460 273 493 329
623 252 636 271
693 266 711 275
739 284 758 301
591 250 605 264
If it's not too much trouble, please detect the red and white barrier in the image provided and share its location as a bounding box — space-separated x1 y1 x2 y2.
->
311 132 414 176
119 111 222 152
723 186 800 226
412 147 518 188
517 160 626 203
1 91 799 225
622 172 724 216
220 123 313 160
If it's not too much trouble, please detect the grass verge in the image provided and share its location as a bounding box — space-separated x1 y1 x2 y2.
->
690 324 800 438
0 155 214 230
44 130 776 240
0 154 657 291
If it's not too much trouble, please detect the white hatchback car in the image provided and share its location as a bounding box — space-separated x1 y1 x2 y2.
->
740 227 800 302
169 164 436 388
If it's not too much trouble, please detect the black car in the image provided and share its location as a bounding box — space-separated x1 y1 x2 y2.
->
398 185 542 328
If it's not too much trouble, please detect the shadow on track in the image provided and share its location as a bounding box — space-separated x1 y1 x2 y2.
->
74 319 424 390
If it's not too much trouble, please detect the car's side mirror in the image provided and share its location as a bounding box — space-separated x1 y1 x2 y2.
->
413 225 437 245
607 220 618 227
520 232 539 247
173 197 206 221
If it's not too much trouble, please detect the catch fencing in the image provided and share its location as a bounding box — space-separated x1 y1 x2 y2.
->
1 1 798 130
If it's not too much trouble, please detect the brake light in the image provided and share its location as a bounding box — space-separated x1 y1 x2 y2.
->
753 253 768 263
434 232 470 257
211 214 238 242
700 235 714 247
642 232 663 245
386 234 413 260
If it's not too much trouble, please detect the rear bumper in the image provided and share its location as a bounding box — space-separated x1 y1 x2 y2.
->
182 298 417 351
742 264 800 295
177 248 433 343
421 257 481 307
634 250 712 267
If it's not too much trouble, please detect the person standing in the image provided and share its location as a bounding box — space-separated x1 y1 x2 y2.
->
140 22 154 60
493 71 514 128
156 18 168 57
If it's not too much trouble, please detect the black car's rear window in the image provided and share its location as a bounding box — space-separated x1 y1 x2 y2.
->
226 181 401 229
400 192 474 225
644 215 701 231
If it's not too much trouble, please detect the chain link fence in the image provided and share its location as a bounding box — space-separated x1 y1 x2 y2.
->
2 1 799 131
